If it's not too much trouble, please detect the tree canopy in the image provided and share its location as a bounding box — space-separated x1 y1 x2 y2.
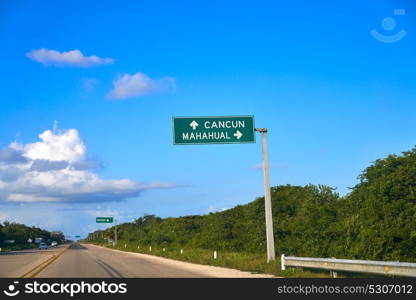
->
0 222 65 248
86 146 416 262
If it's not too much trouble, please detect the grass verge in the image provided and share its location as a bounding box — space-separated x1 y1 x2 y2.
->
87 240 333 277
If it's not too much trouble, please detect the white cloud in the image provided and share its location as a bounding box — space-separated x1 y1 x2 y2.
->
206 206 229 214
0 126 178 203
26 48 114 67
11 128 85 163
107 72 176 100
7 194 60 203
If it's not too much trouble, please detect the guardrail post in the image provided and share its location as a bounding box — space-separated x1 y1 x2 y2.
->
214 251 217 259
281 254 286 270
330 257 337 278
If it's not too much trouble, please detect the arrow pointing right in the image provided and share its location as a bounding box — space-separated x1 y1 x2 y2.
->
234 130 243 139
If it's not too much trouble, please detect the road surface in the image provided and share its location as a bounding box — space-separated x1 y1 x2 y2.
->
0 245 66 277
0 243 274 278
38 243 274 277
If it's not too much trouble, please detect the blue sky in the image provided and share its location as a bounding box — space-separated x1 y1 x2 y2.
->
0 0 415 238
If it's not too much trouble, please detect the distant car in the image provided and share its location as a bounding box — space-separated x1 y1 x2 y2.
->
51 241 58 247
38 243 48 250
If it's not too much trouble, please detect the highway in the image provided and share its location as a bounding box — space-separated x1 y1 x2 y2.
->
0 245 67 277
0 243 274 278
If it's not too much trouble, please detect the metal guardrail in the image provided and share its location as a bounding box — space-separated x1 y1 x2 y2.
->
281 254 416 277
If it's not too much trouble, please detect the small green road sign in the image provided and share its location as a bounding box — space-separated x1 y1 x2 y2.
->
173 116 255 145
96 217 114 223
75 235 81 238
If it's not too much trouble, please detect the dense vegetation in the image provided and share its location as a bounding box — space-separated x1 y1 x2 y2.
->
88 147 416 263
0 222 65 251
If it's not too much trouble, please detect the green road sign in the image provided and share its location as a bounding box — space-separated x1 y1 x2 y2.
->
96 217 114 223
173 116 255 145
75 235 81 238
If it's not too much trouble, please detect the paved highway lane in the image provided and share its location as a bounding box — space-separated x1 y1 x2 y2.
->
36 243 274 278
0 245 67 277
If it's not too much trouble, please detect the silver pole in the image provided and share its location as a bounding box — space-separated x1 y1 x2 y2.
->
256 128 275 262
114 218 118 246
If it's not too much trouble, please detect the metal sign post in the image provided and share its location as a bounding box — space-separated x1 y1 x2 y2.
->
114 218 118 246
172 116 276 262
255 128 275 262
95 216 116 245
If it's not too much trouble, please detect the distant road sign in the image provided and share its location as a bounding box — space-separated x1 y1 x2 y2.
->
173 116 255 145
96 217 114 223
75 235 81 238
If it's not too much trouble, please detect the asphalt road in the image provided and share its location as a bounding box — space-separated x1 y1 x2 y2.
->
0 243 274 278
37 243 214 278
37 243 273 278
0 245 66 277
